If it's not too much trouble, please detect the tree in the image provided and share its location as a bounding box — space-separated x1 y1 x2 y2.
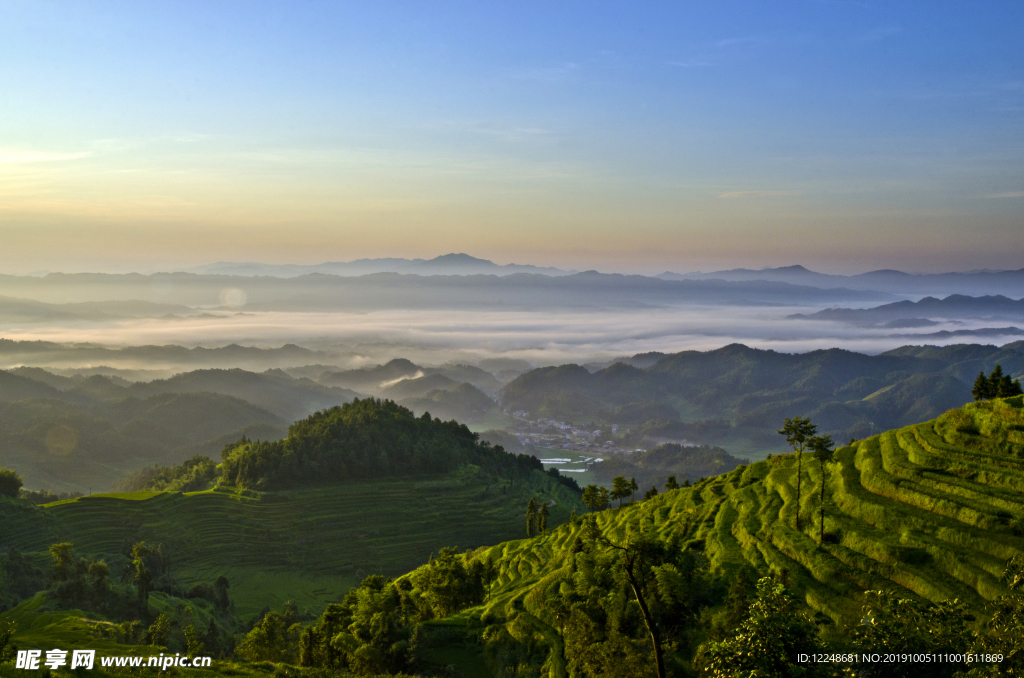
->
971 555 1024 675
630 477 638 503
851 592 974 678
664 476 679 491
237 611 300 663
973 370 993 401
145 614 172 647
596 527 670 678
88 560 110 593
183 624 206 658
214 575 230 610
993 364 1023 398
0 467 22 498
699 577 825 678
975 365 1023 400
526 496 539 536
204 619 222 658
644 485 658 500
0 620 16 664
809 434 834 546
611 476 630 507
990 365 1006 396
778 416 818 531
538 502 549 532
413 548 488 618
582 484 610 511
131 542 152 608
48 542 76 583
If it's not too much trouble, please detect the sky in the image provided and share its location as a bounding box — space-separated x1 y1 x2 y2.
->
1 1 1022 275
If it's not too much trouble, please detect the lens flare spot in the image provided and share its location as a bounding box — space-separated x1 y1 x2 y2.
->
45 424 79 456
219 288 247 307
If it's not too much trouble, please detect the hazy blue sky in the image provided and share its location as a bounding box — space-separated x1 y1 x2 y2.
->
1 1 1022 274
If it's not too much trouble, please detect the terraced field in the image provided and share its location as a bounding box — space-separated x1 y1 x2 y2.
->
451 396 1024 633
1 465 585 615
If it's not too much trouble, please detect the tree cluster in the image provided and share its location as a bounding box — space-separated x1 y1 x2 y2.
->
0 547 44 611
141 455 219 492
479 521 714 678
610 476 639 506
545 465 582 492
594 443 747 493
17 488 83 505
778 416 835 539
526 496 550 536
582 484 611 511
220 398 542 490
292 548 493 675
972 364 1023 401
0 466 23 498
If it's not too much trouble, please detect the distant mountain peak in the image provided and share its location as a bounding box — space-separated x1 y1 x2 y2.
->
426 253 494 266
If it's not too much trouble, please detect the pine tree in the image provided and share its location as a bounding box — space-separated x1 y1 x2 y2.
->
990 365 1006 397
526 497 539 536
538 503 549 532
611 476 630 507
778 416 818 531
994 365 1023 397
810 434 835 546
665 475 679 491
973 370 992 401
629 477 638 503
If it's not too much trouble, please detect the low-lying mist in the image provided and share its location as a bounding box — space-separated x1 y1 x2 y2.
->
1 306 1021 373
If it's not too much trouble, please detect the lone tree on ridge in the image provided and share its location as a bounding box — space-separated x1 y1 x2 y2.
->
778 416 818 531
810 434 835 545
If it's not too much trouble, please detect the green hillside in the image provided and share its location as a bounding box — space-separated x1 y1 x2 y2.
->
368 396 1024 676
0 468 581 618
487 397 1024 617
0 399 587 619
5 396 1024 677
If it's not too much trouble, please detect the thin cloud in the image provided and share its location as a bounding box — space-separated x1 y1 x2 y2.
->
667 58 715 68
510 62 579 82
856 25 903 42
718 190 803 199
987 191 1024 198
0 150 92 164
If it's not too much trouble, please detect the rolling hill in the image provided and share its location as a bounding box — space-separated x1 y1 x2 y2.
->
126 368 359 423
501 343 1024 454
378 395 1024 676
0 389 285 493
0 399 586 621
4 395 1024 677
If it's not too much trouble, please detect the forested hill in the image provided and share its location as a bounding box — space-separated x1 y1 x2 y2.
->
500 342 1024 446
219 398 543 490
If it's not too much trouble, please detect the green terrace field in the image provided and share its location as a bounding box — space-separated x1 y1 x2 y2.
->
0 465 585 617
410 396 1024 674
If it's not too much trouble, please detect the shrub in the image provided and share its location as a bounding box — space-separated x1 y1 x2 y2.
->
0 467 23 498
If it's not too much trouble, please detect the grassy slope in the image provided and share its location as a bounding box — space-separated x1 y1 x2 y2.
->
1 466 585 619
411 397 1024 675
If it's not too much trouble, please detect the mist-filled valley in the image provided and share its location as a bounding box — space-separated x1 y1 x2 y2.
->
5 2 1024 673
3 257 1024 677
2 256 1023 500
